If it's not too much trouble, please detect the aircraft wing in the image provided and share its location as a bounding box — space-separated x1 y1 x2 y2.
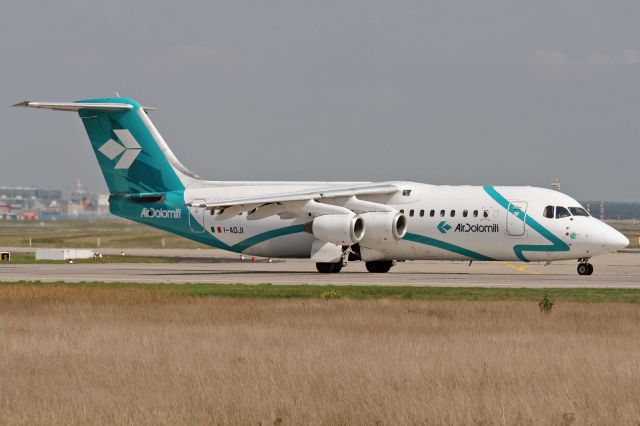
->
186 183 401 220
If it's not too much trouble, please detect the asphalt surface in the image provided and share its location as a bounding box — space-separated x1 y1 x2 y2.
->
1 251 639 288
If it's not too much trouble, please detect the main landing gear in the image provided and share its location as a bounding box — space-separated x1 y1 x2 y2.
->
316 262 343 273
315 260 396 274
577 259 594 276
365 260 394 273
315 245 397 274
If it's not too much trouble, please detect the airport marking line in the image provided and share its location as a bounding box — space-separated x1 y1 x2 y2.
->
503 263 542 275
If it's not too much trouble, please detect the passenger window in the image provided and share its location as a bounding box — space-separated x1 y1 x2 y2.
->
463 210 468 217
569 207 589 217
419 210 425 217
450 210 455 217
400 209 404 214
543 206 554 218
483 210 489 218
440 210 445 217
430 210 435 217
473 210 478 217
409 209 414 217
556 206 571 219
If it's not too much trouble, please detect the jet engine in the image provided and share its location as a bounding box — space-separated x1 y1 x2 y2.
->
304 214 365 245
359 211 407 243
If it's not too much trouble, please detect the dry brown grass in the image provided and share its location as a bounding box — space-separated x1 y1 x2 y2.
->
1 285 639 425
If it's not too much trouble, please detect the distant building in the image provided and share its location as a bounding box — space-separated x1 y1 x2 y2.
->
67 179 96 216
0 181 112 220
0 186 64 219
551 179 561 191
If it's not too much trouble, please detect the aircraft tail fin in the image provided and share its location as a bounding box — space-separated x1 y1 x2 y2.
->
14 98 198 194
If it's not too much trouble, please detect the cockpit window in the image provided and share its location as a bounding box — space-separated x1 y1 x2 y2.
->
543 206 554 218
555 206 571 219
569 207 589 217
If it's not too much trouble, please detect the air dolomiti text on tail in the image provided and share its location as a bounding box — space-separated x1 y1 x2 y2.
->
15 97 629 275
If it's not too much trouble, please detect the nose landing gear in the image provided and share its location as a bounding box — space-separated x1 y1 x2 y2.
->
577 259 593 276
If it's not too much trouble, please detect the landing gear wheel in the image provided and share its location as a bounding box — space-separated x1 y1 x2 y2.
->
577 263 594 276
365 261 394 273
316 262 343 273
577 264 588 275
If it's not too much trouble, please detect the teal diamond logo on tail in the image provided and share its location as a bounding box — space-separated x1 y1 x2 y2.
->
437 221 452 234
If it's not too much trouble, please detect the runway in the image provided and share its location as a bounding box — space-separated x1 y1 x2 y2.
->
1 252 639 288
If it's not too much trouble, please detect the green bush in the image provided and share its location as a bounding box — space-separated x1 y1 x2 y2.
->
539 294 554 313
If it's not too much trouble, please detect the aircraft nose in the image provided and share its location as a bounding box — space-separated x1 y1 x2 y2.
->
602 227 629 251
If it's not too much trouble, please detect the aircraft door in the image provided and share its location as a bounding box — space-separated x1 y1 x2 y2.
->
506 201 527 236
188 198 206 233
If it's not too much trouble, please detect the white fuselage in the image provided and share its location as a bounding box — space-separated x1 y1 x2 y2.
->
182 181 628 262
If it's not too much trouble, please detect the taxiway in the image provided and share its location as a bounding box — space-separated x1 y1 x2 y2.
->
1 252 638 287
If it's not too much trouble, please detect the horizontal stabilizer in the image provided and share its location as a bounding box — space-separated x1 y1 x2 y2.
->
12 101 156 112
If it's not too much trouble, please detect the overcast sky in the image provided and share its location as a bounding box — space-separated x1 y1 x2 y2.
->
2 1 639 201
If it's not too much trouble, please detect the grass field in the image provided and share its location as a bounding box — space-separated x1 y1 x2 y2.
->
5 281 640 303
1 218 639 249
0 219 206 249
1 283 639 425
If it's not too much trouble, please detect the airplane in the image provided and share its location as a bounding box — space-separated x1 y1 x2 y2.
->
14 97 629 275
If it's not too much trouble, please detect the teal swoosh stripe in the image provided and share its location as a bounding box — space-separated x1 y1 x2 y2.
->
404 232 495 261
483 186 569 262
230 224 306 252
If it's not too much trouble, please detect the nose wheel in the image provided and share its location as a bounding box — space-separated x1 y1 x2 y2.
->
577 261 593 276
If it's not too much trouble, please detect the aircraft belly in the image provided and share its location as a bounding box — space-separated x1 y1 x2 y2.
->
396 240 442 260
243 233 315 258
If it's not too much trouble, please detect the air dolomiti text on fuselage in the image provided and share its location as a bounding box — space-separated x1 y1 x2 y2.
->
454 223 499 233
15 97 629 275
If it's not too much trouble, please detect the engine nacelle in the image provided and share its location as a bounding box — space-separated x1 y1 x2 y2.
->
304 214 365 246
359 211 407 243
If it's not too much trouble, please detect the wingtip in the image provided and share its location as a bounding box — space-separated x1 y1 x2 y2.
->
12 101 31 107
